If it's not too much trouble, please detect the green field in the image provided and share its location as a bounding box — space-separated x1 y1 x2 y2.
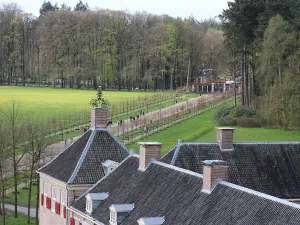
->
5 185 37 207
126 100 300 155
0 86 155 120
0 213 35 225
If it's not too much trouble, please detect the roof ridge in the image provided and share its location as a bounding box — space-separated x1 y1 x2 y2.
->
153 161 203 178
170 143 181 165
219 181 300 209
180 142 300 145
68 130 97 184
181 142 218 145
234 142 300 145
160 146 176 160
106 129 129 154
37 132 88 173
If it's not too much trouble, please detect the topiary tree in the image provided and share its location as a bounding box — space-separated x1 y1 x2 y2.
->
89 86 110 108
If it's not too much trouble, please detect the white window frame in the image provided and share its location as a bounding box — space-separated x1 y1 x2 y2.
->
86 199 92 214
52 187 57 212
61 191 66 205
52 187 57 200
110 210 117 224
44 183 48 196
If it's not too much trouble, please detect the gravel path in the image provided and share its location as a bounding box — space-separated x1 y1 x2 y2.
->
4 204 36 217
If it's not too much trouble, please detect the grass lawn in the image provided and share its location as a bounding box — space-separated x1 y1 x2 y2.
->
126 100 300 155
5 184 37 207
0 86 156 120
0 213 35 225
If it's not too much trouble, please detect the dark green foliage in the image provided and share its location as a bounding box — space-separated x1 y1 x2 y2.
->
39 1 59 15
214 106 262 127
90 86 110 108
221 0 300 129
74 0 89 12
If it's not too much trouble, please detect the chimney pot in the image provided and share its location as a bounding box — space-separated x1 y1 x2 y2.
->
138 142 162 170
91 107 108 129
216 128 235 150
202 160 231 193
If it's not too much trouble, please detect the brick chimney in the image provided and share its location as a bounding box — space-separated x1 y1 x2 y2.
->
216 128 235 150
202 160 231 193
91 107 108 129
138 142 162 170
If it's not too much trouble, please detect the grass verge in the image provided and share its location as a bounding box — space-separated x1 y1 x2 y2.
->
126 100 300 155
5 185 37 207
0 213 35 225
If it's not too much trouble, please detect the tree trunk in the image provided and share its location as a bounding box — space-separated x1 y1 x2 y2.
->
35 176 39 225
27 158 34 224
0 162 6 225
14 162 18 218
186 57 191 92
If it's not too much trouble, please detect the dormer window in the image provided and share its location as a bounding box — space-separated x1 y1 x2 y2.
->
109 204 134 225
102 160 119 176
85 193 109 215
86 199 92 212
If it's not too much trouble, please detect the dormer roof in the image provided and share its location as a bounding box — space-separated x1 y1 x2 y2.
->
102 159 118 167
138 217 165 225
109 204 134 212
86 193 109 200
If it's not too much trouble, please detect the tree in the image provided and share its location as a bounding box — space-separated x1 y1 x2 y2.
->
202 28 227 78
0 125 8 225
39 1 59 15
259 15 299 129
74 0 89 12
0 101 25 218
23 120 49 224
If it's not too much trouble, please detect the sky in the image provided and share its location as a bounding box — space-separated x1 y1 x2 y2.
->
3 0 229 21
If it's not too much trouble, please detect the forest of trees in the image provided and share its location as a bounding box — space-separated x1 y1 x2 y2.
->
220 0 300 129
0 1 228 90
2 0 300 128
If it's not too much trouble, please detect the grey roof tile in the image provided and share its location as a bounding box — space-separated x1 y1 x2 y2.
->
39 131 92 182
39 129 129 184
162 142 300 199
71 156 300 225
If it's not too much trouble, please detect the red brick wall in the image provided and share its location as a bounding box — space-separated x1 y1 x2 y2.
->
217 128 234 150
139 144 161 170
91 108 108 128
203 165 229 191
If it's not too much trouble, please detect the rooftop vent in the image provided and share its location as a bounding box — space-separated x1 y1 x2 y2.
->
202 160 231 193
138 217 165 225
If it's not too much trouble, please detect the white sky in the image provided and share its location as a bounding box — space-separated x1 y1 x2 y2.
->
2 0 229 21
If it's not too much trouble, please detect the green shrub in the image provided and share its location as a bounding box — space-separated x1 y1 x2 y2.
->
236 117 263 128
214 106 262 128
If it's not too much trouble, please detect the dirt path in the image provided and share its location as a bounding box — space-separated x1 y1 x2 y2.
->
4 204 36 217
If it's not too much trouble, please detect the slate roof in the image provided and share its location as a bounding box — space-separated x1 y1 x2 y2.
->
38 128 129 184
161 142 300 199
70 156 300 225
